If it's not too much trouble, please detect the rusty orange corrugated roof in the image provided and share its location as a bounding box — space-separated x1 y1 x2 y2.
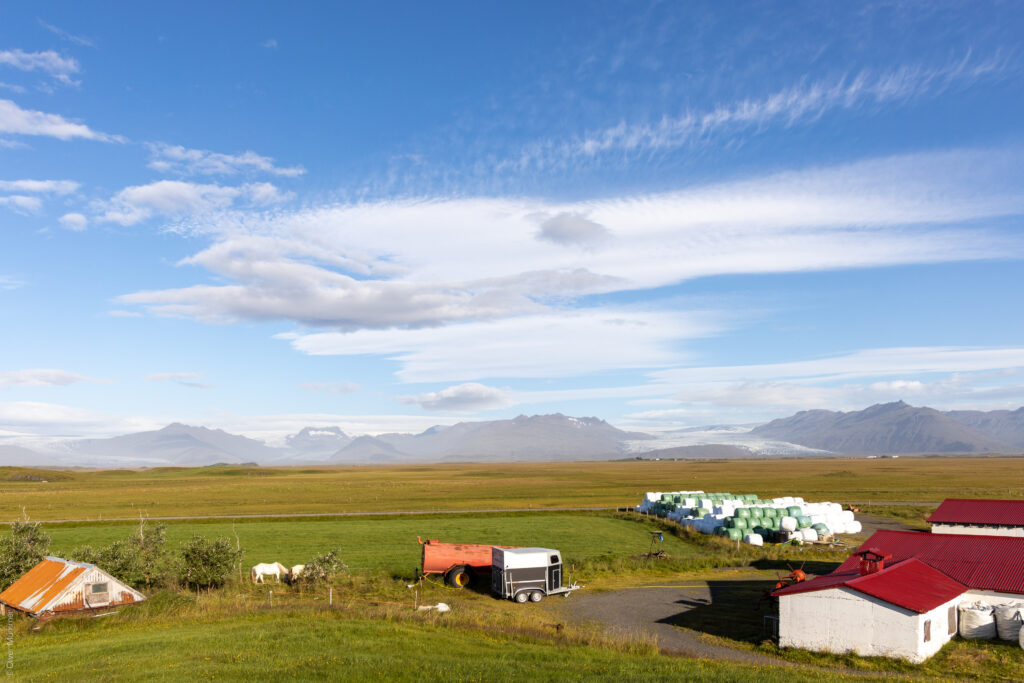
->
0 557 88 614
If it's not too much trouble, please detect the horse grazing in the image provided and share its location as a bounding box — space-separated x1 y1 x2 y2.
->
251 562 288 584
288 564 306 584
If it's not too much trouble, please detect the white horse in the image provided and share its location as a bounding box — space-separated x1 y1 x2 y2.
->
288 565 305 584
251 562 288 584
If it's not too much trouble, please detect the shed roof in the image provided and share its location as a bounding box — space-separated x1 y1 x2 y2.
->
775 530 1024 604
0 556 143 616
927 498 1024 527
775 558 966 613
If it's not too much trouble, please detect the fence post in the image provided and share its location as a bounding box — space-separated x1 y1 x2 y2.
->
329 587 333 607
269 590 273 608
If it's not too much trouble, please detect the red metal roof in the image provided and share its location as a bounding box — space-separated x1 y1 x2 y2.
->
0 558 87 614
927 498 1024 527
775 530 1024 604
776 558 966 613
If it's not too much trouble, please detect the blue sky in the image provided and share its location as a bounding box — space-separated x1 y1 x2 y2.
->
2 2 1023 445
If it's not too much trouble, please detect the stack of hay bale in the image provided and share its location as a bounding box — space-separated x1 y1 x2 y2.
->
636 490 861 545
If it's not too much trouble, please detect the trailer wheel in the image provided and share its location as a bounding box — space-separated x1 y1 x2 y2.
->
514 590 530 603
445 566 471 588
529 591 544 602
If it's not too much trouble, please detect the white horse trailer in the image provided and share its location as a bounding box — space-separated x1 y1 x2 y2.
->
491 547 582 603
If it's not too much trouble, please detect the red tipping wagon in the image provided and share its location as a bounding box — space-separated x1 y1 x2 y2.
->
418 537 517 588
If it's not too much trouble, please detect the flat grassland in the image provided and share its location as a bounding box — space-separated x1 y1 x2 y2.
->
6 456 1024 681
4 455 1023 521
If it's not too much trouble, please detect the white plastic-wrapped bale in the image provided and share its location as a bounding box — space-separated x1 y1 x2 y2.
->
845 520 862 534
744 533 763 546
959 602 997 640
800 528 818 542
780 516 798 532
995 603 1024 641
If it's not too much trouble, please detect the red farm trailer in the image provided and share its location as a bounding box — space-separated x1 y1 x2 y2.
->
418 537 517 588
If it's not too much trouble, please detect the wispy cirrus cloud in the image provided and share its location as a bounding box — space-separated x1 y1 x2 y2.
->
301 382 359 394
511 53 1012 169
0 49 80 87
0 195 41 213
0 369 109 387
0 98 119 141
146 143 305 177
38 20 96 48
0 275 24 291
145 372 211 389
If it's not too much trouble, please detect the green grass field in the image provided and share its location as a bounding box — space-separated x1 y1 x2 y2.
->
5 455 1024 521
11 597 874 682
5 457 1022 681
39 512 708 572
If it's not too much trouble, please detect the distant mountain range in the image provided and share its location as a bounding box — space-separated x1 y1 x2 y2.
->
751 401 1024 454
2 403 1022 468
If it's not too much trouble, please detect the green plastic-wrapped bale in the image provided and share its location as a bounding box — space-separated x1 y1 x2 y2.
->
736 508 750 518
787 506 803 517
750 507 763 519
797 515 812 529
734 517 748 530
726 528 742 541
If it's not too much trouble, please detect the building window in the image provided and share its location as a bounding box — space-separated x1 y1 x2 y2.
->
948 606 957 635
90 582 109 594
923 619 931 642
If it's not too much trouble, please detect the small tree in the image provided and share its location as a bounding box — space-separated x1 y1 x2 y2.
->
68 520 172 590
0 519 51 590
296 549 347 585
179 536 243 590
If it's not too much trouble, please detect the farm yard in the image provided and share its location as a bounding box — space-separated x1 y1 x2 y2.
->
3 456 1024 681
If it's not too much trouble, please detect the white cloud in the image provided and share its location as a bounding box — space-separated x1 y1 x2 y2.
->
59 212 87 231
38 20 95 47
261 39 278 49
651 346 1024 387
0 195 42 213
0 49 80 86
301 382 359 394
287 310 719 382
145 372 210 388
534 212 610 247
0 98 118 141
0 369 108 387
0 82 26 94
106 309 142 317
0 275 24 290
146 143 304 177
535 54 1011 164
398 383 510 411
117 146 1024 331
0 179 79 194
100 180 288 226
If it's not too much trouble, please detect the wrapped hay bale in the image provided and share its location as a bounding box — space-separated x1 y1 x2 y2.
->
995 603 1024 641
846 520 862 534
959 602 997 640
800 528 818 542
744 533 764 546
780 516 798 532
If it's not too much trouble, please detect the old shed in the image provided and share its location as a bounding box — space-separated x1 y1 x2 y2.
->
0 556 145 618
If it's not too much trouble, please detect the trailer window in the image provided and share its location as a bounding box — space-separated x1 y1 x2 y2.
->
550 555 559 564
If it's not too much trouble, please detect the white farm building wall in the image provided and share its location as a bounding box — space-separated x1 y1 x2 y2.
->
778 588 960 663
930 523 1024 538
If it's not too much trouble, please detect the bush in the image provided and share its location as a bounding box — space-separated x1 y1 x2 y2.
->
296 549 347 585
69 521 174 591
179 536 243 590
0 520 51 590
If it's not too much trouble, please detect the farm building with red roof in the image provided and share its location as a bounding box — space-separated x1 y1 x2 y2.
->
927 498 1024 537
773 530 1024 662
0 557 145 619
